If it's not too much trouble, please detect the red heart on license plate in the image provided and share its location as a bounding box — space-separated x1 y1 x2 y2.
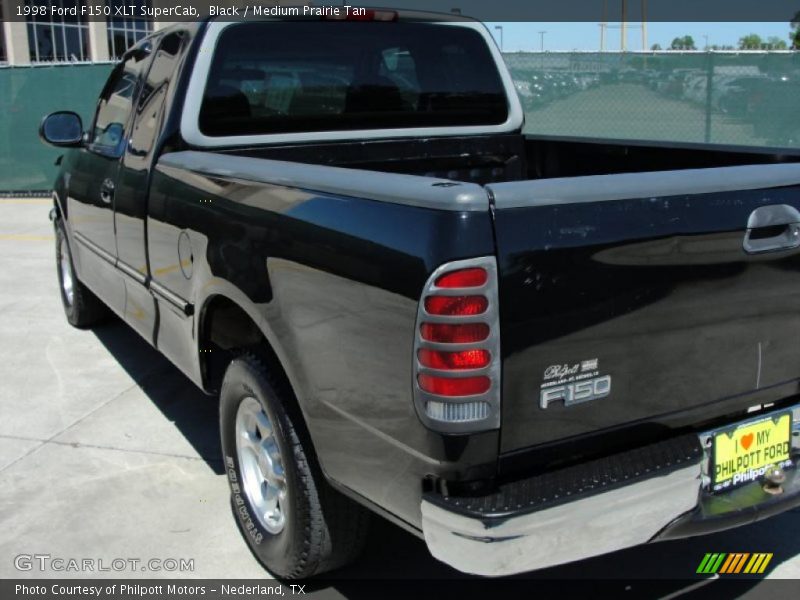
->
741 432 754 450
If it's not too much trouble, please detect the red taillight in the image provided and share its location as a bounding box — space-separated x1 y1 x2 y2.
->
435 268 487 289
413 258 499 427
417 374 491 396
424 295 488 316
420 323 490 344
418 348 491 370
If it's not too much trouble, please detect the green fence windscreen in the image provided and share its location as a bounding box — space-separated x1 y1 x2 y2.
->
505 51 800 148
0 64 111 193
1 53 799 193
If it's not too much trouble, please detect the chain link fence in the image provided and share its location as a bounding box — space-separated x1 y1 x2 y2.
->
1 52 799 194
504 51 800 149
0 63 111 194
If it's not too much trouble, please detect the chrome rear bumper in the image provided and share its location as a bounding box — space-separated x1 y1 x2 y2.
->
422 461 701 577
421 405 800 577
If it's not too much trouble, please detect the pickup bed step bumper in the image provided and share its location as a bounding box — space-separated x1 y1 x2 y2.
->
421 409 800 576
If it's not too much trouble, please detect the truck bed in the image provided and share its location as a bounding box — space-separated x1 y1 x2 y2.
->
166 134 800 480
221 133 798 185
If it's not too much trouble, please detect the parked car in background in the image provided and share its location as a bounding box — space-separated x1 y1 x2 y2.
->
748 73 800 145
713 75 765 115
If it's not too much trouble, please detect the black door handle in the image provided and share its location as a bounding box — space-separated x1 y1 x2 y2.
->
743 204 800 254
100 178 115 204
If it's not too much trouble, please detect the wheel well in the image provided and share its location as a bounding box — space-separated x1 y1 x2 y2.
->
199 295 305 415
199 295 320 472
200 295 270 392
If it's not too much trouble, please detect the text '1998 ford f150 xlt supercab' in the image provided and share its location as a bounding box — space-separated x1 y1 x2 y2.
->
39 10 800 578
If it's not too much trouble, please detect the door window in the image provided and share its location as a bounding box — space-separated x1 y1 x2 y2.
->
127 32 186 167
89 47 149 157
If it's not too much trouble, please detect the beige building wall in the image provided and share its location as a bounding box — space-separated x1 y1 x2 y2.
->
0 0 157 64
87 20 110 62
0 0 315 65
1 21 30 66
153 22 178 32
1 0 31 65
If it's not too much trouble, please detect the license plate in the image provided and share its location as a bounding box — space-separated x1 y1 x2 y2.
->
711 412 793 492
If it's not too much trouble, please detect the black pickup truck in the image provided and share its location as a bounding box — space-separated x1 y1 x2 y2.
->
40 12 800 578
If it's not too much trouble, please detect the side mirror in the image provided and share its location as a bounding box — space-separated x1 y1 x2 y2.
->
39 111 83 147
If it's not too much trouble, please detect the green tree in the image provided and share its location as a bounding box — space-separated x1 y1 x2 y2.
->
650 43 662 51
791 12 800 49
766 36 788 50
739 33 763 49
670 35 696 50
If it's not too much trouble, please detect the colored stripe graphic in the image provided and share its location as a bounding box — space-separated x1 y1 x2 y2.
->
697 553 726 574
758 554 773 574
743 553 773 574
698 553 773 575
719 554 736 573
732 553 749 573
696 553 713 573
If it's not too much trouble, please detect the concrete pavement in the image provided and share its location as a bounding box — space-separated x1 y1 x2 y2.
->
0 197 799 596
0 197 266 579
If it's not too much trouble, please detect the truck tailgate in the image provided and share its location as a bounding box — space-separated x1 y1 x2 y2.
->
488 163 800 454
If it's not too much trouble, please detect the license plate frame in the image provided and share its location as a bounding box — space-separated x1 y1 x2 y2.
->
710 411 793 493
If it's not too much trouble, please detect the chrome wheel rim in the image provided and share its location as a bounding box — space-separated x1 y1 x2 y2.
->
59 236 74 306
235 397 287 534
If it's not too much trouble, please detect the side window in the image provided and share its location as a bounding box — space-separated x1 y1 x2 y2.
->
127 32 186 167
90 48 149 157
379 47 420 108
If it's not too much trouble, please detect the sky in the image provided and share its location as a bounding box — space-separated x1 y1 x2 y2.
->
486 22 794 52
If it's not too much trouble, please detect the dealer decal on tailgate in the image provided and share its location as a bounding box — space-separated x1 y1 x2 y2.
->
712 412 793 492
539 358 611 409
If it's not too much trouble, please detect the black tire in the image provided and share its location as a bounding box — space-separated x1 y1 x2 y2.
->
220 353 370 578
54 218 108 328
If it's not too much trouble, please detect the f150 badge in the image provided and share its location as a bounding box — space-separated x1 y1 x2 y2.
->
539 358 611 409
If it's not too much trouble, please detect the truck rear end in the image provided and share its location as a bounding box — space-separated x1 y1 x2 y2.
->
420 164 800 575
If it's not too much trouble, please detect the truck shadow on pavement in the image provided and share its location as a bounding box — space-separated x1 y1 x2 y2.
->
91 317 224 474
89 316 800 597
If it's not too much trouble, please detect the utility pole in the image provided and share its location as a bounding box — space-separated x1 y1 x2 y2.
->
600 0 607 51
538 30 547 70
494 25 504 51
600 0 648 52
621 0 627 51
641 0 647 50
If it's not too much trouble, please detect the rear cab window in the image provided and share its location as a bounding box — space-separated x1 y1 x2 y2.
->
183 19 522 145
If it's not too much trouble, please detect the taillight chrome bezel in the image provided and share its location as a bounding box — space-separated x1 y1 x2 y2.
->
413 256 501 433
